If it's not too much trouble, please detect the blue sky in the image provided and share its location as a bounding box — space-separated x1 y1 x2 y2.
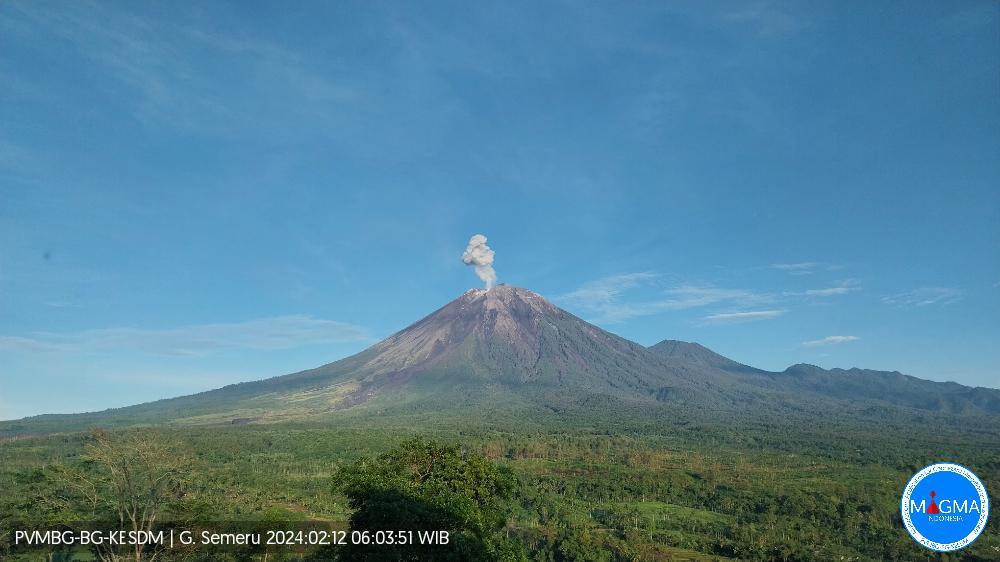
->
1 1 998 420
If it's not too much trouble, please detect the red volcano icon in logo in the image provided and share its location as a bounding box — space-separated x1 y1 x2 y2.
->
927 491 940 514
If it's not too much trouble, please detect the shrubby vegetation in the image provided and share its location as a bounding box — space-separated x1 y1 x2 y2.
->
1 411 997 561
332 438 525 561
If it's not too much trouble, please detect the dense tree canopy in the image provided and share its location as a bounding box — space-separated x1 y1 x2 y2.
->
333 438 526 561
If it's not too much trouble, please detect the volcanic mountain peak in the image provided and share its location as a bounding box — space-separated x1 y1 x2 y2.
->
4 284 1000 436
356 285 564 377
461 285 561 314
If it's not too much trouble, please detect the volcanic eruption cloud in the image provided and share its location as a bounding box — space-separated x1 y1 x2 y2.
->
462 234 497 290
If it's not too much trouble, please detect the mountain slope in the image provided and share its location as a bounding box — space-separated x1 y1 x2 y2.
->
1 287 728 433
773 363 1000 416
243 286 751 408
3 286 998 435
646 341 1000 416
648 340 758 372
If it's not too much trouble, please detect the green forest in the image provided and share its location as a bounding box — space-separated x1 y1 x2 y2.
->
1 408 997 561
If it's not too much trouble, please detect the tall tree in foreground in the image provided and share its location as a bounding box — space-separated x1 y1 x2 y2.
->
333 438 526 562
54 429 189 562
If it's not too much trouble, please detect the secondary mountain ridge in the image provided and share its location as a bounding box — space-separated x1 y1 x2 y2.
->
3 285 997 434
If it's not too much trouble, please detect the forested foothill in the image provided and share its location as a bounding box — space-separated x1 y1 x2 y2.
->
2 404 997 561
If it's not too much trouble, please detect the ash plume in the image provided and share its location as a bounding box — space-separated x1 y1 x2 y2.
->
462 234 497 290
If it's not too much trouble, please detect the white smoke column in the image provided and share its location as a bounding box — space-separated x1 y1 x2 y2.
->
462 234 497 290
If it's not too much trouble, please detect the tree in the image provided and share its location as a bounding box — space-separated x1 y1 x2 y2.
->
332 438 526 562
52 429 189 562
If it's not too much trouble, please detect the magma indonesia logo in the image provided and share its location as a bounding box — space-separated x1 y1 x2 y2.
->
901 463 989 552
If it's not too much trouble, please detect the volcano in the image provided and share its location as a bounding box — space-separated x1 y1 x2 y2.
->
3 285 998 434
216 285 738 413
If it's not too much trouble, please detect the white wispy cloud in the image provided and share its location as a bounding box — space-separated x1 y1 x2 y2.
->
787 279 860 298
97 369 263 390
0 315 371 357
770 262 842 276
43 300 84 308
882 287 962 307
700 310 785 324
0 336 67 353
558 272 657 308
802 286 852 297
558 274 769 323
802 335 859 347
771 262 821 274
5 2 361 138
